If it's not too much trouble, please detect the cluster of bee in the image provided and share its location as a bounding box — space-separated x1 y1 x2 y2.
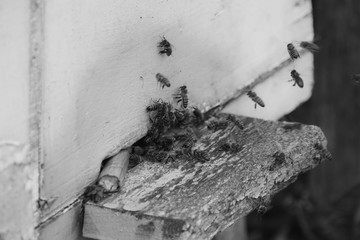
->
129 93 211 167
128 35 251 167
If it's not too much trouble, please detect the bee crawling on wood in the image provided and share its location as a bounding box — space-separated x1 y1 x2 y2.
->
84 184 112 203
207 120 229 131
157 36 173 56
146 148 169 163
173 85 188 108
192 106 204 124
129 153 145 168
289 69 304 88
192 150 210 163
168 111 177 126
174 109 190 126
144 126 159 144
174 129 193 142
269 151 286 171
287 43 300 61
155 73 171 89
146 99 163 112
219 143 243 153
157 136 176 151
247 196 271 215
314 143 333 161
247 91 265 109
226 115 244 130
299 41 320 53
37 199 49 211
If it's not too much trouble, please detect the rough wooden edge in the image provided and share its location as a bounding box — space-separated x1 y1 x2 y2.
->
83 114 330 240
30 0 44 233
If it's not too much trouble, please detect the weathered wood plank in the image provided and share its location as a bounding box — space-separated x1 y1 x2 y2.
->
83 113 329 240
40 0 313 220
38 200 91 240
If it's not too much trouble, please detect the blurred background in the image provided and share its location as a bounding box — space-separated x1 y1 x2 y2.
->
247 1 360 240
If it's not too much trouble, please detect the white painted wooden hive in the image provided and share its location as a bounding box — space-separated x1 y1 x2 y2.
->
31 0 316 239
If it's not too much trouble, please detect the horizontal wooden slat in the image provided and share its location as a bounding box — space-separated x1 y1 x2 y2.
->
83 113 329 240
40 0 314 220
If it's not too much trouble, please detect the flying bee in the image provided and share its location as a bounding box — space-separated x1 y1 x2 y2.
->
289 69 304 88
155 73 171 89
269 151 286 171
287 43 300 61
207 120 229 131
157 36 173 56
247 91 265 109
173 85 188 108
226 115 244 130
351 74 360 85
299 41 320 53
192 150 210 163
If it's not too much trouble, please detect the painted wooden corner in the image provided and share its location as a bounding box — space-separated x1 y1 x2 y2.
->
83 113 330 240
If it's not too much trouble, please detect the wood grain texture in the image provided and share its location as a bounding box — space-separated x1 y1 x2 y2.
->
40 0 314 220
83 113 329 240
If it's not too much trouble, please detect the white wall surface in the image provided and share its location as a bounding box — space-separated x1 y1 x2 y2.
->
0 0 30 143
0 1 37 240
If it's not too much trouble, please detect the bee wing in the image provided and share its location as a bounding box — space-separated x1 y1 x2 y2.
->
300 41 320 53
